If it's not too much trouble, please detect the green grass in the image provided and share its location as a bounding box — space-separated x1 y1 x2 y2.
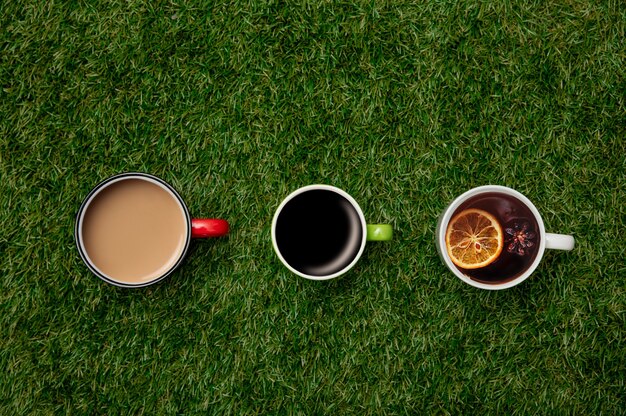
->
1 0 624 414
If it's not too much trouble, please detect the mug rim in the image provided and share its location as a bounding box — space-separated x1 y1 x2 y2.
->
437 185 547 290
271 184 368 281
75 172 191 288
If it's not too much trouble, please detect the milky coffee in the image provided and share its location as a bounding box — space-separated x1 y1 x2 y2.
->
80 178 188 284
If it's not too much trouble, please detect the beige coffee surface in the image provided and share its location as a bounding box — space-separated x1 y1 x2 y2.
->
81 179 187 283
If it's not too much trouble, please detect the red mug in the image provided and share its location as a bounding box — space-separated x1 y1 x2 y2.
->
75 172 228 288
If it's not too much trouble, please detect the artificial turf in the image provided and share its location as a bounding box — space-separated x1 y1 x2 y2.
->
1 0 624 414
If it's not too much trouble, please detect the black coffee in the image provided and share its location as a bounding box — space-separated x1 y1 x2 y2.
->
451 192 541 284
275 189 363 276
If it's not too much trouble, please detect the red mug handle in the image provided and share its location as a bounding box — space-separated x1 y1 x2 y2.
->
191 219 229 238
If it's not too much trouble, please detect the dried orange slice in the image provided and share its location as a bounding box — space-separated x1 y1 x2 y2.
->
445 208 503 269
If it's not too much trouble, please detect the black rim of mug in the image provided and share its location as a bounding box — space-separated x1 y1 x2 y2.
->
74 172 192 288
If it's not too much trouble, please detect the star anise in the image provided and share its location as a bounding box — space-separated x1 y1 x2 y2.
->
505 221 536 256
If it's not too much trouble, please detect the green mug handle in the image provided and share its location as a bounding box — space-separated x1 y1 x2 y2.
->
366 224 393 241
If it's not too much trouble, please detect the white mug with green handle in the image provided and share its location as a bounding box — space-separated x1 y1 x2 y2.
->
272 185 392 280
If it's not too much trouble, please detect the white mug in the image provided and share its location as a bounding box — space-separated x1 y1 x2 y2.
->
436 185 574 290
271 185 392 280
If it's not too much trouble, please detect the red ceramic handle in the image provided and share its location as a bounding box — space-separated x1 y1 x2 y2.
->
191 219 229 238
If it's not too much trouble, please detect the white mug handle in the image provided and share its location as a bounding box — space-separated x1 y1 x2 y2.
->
545 233 575 251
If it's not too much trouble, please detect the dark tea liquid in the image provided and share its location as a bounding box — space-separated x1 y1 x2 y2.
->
451 192 541 284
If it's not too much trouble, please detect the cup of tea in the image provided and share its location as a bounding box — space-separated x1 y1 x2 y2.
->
75 173 229 288
271 185 392 280
436 185 574 290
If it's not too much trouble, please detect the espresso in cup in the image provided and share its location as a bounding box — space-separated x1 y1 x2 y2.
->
274 189 363 276
76 173 228 287
272 185 392 280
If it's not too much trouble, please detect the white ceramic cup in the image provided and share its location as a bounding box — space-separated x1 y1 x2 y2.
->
271 185 392 280
436 185 574 290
